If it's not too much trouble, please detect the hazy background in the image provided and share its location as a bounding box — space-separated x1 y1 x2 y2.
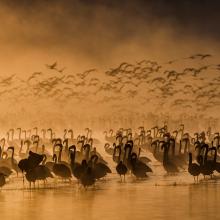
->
0 0 220 131
1 0 220 74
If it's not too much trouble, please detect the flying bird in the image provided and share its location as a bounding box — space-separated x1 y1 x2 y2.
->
200 54 212 60
164 59 178 65
58 67 66 73
46 62 57 70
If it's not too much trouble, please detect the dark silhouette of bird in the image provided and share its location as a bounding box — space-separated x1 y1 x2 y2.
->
184 55 199 60
188 152 201 182
80 166 96 188
162 143 179 174
210 146 220 174
6 146 20 175
115 143 128 181
52 154 72 180
28 151 44 169
34 154 54 181
199 54 212 60
130 153 152 179
164 59 178 65
18 158 30 174
116 161 128 181
46 62 57 70
27 72 42 82
69 145 82 180
57 67 66 73
88 155 111 180
199 144 214 179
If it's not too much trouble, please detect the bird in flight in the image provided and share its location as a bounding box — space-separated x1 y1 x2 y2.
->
46 62 57 70
164 59 178 65
184 54 212 60
200 54 212 60
57 67 66 73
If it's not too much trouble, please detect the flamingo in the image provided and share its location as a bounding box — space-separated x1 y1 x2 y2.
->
6 147 20 175
188 152 201 182
80 166 96 188
161 142 179 174
88 155 111 180
115 145 128 181
52 154 72 181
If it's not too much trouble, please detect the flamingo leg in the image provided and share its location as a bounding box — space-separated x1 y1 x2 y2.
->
22 173 25 186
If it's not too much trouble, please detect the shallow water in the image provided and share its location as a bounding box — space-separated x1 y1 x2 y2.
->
1 173 220 220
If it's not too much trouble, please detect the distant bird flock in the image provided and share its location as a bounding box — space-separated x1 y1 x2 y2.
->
0 53 219 117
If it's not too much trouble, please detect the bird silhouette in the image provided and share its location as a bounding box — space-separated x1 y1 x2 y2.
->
188 152 201 182
46 62 57 70
57 67 66 73
52 154 72 180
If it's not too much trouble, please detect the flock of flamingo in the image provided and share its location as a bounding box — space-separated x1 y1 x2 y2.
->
1 53 220 118
0 124 219 189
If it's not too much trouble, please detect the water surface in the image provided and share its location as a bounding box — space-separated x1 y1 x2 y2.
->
1 173 220 220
